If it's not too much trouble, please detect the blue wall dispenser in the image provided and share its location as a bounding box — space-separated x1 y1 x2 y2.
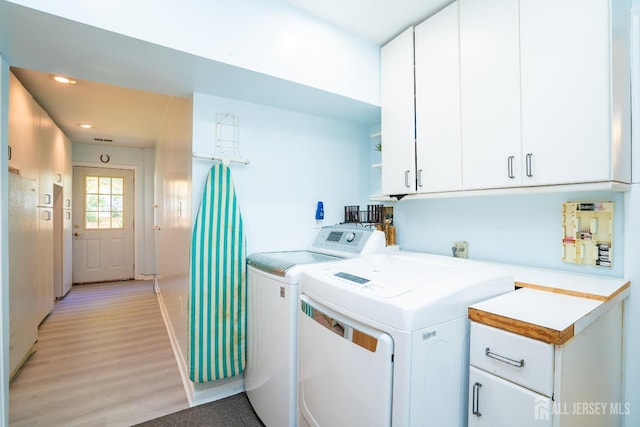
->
315 201 324 220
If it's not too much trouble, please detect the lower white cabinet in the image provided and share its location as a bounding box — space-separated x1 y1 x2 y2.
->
8 174 39 378
469 300 625 427
469 366 552 427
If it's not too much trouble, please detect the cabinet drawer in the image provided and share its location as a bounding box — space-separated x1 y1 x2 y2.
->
470 322 554 396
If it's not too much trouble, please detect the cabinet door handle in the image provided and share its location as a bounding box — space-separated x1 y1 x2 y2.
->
472 382 482 417
417 169 423 188
485 347 525 367
404 170 411 188
507 156 515 179
525 153 534 177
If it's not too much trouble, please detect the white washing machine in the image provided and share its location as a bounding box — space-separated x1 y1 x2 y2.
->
244 225 386 427
298 252 514 427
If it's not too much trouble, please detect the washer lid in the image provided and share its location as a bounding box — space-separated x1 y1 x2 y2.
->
300 252 514 330
247 251 340 277
314 253 469 297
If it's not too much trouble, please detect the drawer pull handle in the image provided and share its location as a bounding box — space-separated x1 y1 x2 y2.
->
485 347 525 368
472 382 482 417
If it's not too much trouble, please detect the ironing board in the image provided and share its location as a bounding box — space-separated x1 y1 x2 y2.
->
189 162 246 382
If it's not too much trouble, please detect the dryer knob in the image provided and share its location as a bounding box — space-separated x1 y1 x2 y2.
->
346 232 356 242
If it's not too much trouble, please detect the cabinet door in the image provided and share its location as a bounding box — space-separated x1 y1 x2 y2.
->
8 174 39 376
520 0 619 185
51 126 66 189
38 106 55 207
8 73 40 182
460 0 522 190
62 209 73 296
37 207 54 323
62 135 73 209
381 27 416 195
414 1 462 193
469 366 552 427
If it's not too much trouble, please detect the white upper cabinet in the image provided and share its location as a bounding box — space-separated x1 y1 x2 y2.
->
415 1 462 193
519 0 630 186
460 0 522 190
460 0 630 191
381 27 416 195
380 0 629 197
8 73 40 182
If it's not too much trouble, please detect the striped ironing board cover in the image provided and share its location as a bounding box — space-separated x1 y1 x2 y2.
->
189 163 246 382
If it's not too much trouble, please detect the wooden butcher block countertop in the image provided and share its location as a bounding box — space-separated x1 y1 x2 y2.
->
468 264 630 345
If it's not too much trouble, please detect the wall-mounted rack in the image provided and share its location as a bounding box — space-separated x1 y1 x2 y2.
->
192 152 250 165
193 112 249 165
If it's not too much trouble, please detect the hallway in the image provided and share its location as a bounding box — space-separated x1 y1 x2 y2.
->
9 280 189 426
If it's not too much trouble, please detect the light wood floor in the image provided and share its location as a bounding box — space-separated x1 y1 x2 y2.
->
9 280 189 427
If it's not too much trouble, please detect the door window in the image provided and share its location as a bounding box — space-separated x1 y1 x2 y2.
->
84 176 124 230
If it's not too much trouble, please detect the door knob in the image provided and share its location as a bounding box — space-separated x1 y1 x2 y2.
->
74 232 81 237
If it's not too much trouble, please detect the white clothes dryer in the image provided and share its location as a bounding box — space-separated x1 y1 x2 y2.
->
298 252 514 427
244 225 386 427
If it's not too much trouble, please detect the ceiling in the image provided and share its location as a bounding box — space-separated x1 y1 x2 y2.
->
11 67 178 148
281 0 451 45
3 0 451 149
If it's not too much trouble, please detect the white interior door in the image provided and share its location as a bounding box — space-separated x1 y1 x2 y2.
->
72 166 134 284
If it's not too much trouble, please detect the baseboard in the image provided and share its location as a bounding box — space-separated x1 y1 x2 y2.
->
9 341 37 382
154 278 194 405
154 276 245 407
190 377 245 407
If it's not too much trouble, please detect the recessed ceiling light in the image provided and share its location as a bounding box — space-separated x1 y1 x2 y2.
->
78 123 94 129
49 74 76 85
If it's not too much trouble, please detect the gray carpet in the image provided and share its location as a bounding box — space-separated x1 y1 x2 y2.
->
134 393 264 427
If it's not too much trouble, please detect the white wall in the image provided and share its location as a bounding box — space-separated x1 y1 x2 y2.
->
72 143 155 277
152 94 195 400
6 0 380 107
623 6 640 426
143 149 156 274
623 188 639 427
192 93 372 254
395 190 625 277
0 54 10 427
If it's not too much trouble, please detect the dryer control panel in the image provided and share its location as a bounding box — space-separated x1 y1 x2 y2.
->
311 225 386 256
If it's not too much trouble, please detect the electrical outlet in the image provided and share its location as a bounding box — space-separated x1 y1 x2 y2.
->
452 241 468 259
